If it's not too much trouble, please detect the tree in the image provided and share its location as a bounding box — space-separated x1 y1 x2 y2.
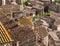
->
23 0 30 6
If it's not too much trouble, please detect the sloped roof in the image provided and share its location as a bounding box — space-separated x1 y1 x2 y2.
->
30 1 44 10
0 5 20 15
0 14 48 45
34 26 48 38
23 6 36 16
0 21 13 44
50 11 60 26
0 15 36 45
19 17 33 27
42 0 50 1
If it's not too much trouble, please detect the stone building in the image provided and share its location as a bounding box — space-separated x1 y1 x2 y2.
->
0 0 21 6
0 11 49 46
